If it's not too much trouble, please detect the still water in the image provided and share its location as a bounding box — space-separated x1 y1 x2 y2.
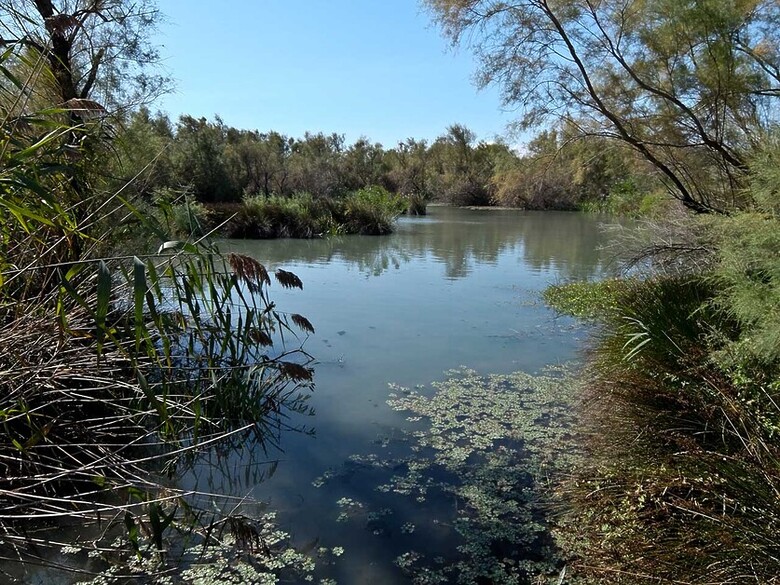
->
214 207 616 583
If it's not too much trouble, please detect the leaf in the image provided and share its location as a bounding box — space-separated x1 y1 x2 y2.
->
0 198 56 231
157 240 199 254
124 512 140 556
149 503 164 551
133 256 146 345
622 317 651 361
0 66 23 90
95 260 111 356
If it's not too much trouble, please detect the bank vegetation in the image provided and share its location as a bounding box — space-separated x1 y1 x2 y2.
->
426 0 780 582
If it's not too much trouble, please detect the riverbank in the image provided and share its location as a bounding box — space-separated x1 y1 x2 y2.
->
543 198 780 583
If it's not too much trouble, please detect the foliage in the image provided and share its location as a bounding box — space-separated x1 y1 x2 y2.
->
205 188 404 239
0 0 169 110
0 38 318 582
219 193 334 239
115 108 664 217
711 137 780 372
167 197 211 238
404 191 429 216
491 125 652 211
425 0 780 213
712 212 780 367
336 186 406 235
545 271 780 583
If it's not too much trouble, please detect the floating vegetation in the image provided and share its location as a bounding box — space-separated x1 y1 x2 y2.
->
319 367 581 584
72 512 317 585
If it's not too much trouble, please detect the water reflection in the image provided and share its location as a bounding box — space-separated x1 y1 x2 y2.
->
226 207 618 282
206 208 623 584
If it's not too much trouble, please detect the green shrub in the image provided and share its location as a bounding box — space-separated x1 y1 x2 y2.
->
170 199 210 237
335 186 405 235
551 274 780 583
205 188 404 239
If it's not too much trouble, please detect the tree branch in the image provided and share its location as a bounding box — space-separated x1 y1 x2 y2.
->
539 0 717 213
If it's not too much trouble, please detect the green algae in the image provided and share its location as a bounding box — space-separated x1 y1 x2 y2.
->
318 366 582 584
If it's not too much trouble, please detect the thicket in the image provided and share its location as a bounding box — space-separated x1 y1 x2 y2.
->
543 144 780 583
0 11 320 583
197 187 407 239
117 111 653 215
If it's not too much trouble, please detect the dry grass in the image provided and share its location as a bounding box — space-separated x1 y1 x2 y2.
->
548 276 780 584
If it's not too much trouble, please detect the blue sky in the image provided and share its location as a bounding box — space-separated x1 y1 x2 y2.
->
153 0 517 148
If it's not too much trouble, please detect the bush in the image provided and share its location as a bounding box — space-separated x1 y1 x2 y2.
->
170 199 211 237
548 273 780 583
404 192 428 216
336 186 405 235
204 188 404 239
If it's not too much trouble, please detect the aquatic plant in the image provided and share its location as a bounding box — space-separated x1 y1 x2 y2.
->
404 192 428 216
316 368 580 584
206 187 403 239
0 44 318 582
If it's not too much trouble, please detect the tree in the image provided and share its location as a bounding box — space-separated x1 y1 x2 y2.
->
341 137 387 191
0 0 168 114
114 107 175 196
173 116 236 202
386 138 431 196
425 0 780 213
427 124 503 205
223 130 294 197
288 132 345 197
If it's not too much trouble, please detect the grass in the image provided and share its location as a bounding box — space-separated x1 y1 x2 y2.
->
545 275 780 583
403 191 429 216
204 186 406 239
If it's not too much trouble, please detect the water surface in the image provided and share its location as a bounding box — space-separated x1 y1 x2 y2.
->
215 207 616 582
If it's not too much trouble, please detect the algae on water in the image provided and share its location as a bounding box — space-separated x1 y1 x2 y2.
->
317 366 581 584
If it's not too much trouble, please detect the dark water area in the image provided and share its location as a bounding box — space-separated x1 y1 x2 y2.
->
202 207 620 583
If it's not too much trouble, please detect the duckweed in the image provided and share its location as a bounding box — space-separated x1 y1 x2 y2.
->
326 367 581 584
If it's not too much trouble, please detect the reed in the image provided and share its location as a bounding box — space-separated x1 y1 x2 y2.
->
547 276 780 583
404 191 429 216
0 48 317 581
203 187 404 239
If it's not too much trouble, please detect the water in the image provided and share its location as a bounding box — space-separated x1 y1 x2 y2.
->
209 207 617 583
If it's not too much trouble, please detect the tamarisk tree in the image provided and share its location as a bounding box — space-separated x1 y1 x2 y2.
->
425 0 780 213
0 0 169 114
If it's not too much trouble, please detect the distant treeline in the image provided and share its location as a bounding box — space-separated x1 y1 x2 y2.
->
117 110 660 213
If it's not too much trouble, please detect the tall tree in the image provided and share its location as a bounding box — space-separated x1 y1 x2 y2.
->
425 0 780 213
0 0 168 113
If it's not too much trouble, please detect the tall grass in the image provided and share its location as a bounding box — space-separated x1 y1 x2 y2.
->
547 274 780 583
205 186 405 239
404 191 429 216
0 47 317 580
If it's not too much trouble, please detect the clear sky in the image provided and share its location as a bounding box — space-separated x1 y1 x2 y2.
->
153 0 517 148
